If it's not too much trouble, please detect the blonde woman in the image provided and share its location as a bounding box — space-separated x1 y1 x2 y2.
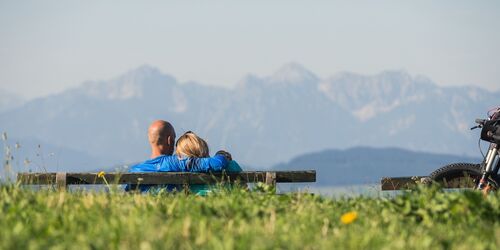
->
176 131 243 195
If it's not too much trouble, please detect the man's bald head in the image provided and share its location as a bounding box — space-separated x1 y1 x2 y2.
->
148 120 176 157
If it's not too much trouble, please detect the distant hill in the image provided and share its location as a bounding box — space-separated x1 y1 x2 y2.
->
272 146 481 186
0 63 498 170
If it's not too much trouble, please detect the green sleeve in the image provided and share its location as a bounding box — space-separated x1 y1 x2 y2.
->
226 160 243 172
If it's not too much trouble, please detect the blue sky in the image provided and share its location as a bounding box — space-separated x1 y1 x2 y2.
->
1 0 499 99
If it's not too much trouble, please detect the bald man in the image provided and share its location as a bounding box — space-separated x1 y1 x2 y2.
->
126 120 232 192
147 120 176 158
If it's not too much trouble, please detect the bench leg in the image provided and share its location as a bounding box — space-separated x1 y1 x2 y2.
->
265 172 276 193
55 172 67 191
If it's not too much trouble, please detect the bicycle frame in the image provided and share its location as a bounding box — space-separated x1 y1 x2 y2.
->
477 142 500 190
474 107 500 191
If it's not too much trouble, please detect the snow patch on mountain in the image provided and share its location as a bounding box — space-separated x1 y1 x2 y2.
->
170 88 188 113
353 100 402 121
389 115 416 135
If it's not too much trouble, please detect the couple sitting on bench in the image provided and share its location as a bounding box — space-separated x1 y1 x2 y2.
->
125 120 242 195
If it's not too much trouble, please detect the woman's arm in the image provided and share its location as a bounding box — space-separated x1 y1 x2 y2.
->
129 153 231 173
185 154 229 172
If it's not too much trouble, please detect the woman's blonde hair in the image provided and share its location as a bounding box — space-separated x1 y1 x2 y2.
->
175 131 209 158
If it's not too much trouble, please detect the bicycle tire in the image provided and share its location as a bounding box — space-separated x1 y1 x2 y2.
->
428 163 482 189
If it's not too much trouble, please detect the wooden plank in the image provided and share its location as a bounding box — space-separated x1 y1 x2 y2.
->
381 176 430 190
17 170 316 185
275 170 316 182
17 172 56 184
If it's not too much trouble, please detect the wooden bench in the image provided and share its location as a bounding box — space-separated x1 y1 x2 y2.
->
17 170 316 192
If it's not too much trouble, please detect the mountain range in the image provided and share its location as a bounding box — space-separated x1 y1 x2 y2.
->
0 63 498 171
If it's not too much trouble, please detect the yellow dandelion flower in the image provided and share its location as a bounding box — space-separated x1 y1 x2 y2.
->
340 211 358 225
98 171 105 178
97 171 111 189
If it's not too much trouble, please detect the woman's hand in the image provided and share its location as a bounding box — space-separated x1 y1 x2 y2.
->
215 150 232 162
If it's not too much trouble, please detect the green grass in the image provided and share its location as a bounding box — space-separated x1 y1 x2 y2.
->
0 185 499 250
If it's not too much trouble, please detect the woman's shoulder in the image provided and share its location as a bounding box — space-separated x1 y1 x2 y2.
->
226 160 243 172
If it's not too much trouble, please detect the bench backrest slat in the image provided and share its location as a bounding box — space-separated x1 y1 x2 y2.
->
17 171 316 185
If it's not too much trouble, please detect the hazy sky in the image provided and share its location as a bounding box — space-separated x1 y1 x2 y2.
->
1 0 499 99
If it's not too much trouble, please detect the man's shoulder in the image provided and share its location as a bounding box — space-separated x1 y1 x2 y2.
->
148 154 177 162
129 155 178 172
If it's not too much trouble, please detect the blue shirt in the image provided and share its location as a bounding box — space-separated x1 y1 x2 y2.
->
125 154 229 192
